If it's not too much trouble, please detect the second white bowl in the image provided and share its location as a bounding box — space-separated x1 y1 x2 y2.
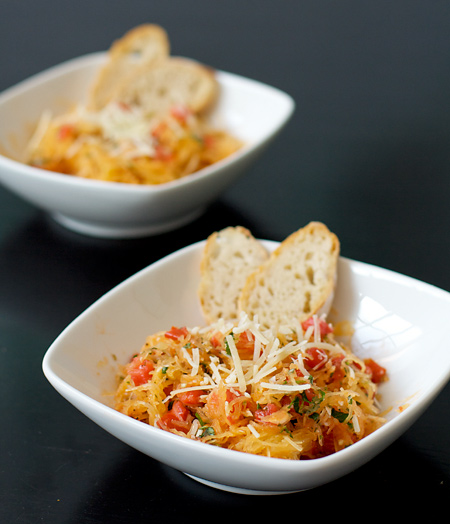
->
0 53 295 238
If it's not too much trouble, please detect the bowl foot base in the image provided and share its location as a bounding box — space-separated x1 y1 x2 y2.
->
51 208 205 238
184 473 303 495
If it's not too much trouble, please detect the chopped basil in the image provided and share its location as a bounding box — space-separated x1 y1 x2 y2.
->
199 426 215 438
194 412 214 438
291 396 301 413
331 408 348 423
195 412 205 426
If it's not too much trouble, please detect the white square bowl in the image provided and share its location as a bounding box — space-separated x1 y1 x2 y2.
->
0 53 294 238
42 240 450 494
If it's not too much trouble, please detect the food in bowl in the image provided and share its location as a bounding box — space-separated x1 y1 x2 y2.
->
114 223 388 459
24 24 242 185
115 313 387 459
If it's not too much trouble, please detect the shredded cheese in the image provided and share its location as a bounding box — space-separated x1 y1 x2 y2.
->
225 334 247 392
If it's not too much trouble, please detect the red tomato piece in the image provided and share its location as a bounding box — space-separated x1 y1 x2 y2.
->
254 403 279 422
154 144 173 162
151 121 167 139
235 332 256 360
210 331 224 348
158 400 192 433
170 104 191 123
202 134 215 148
317 432 337 457
225 389 256 424
301 317 333 337
303 388 315 403
117 101 131 112
364 358 387 383
304 347 328 370
57 124 74 141
330 354 346 382
165 326 189 341
226 389 240 403
177 389 206 407
127 357 154 386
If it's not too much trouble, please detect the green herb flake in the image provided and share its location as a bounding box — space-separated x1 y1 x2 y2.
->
331 408 348 423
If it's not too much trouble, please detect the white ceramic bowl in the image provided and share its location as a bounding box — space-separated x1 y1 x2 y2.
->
42 240 450 495
0 53 294 238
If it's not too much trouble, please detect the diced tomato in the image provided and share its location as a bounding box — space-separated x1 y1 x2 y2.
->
210 331 224 348
254 403 279 422
301 317 333 337
317 432 337 457
117 101 131 112
170 104 191 124
329 354 346 383
163 384 174 397
57 124 74 141
202 134 215 148
154 144 173 161
295 367 306 379
331 354 345 366
235 332 256 360
304 347 328 370
157 400 192 433
308 424 357 459
151 121 168 139
226 389 240 403
303 388 315 403
225 389 255 424
165 326 189 341
364 358 387 383
177 389 206 407
127 357 154 386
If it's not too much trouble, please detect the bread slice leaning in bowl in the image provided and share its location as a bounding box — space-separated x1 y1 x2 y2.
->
115 56 219 116
88 24 170 110
198 226 270 324
238 222 340 331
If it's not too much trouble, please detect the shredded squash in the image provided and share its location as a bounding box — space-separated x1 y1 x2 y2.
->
25 102 242 185
115 313 387 460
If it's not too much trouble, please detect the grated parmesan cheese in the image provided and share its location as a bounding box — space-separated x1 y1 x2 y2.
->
225 334 247 392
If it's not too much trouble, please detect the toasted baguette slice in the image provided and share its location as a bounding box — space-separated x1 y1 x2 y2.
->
238 222 340 330
88 24 170 110
116 56 218 115
198 226 270 324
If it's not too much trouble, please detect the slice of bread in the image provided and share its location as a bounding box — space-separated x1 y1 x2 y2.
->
88 24 170 110
116 56 218 115
198 226 270 324
238 222 340 330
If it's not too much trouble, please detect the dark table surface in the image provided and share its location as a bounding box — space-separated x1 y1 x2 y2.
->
2 1 450 521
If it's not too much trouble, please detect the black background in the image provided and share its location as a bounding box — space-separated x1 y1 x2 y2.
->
1 1 450 521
